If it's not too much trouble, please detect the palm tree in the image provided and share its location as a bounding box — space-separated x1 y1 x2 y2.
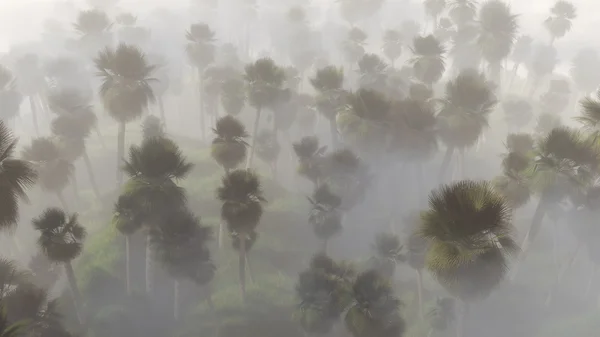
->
150 208 215 319
505 132 535 155
403 211 429 319
27 252 59 290
32 208 86 324
544 1 577 45
255 130 280 176
0 308 28 337
493 149 532 212
502 96 533 131
220 77 246 116
308 184 343 254
186 23 216 139
73 9 112 54
345 270 404 337
48 88 101 200
508 35 533 87
0 66 23 123
382 30 403 66
342 28 368 68
370 233 404 280
448 0 478 27
113 194 143 295
410 35 446 88
216 169 266 301
476 1 518 83
122 137 193 294
356 54 389 92
147 54 170 127
141 115 165 140
427 297 456 337
22 137 73 210
0 121 36 232
424 0 447 30
95 43 157 187
244 58 287 168
539 78 572 115
293 136 327 186
420 180 518 337
310 66 346 149
437 69 497 181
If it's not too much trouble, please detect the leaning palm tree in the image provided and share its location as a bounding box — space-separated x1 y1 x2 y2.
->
244 58 287 168
308 184 343 254
420 180 518 337
310 66 346 149
493 150 532 212
48 88 101 200
216 169 266 301
32 208 86 324
0 121 36 232
220 77 246 116
410 35 446 88
122 137 193 294
344 270 404 337
0 66 23 123
95 43 157 187
544 1 577 45
22 137 73 210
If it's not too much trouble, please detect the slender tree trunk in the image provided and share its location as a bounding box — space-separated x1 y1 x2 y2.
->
65 262 83 324
29 96 39 135
146 229 153 294
173 280 180 320
508 63 520 89
70 174 80 207
511 200 546 281
415 163 424 208
246 254 255 284
198 68 205 141
117 122 126 187
83 151 101 201
158 96 167 130
56 190 68 212
238 235 247 302
416 269 424 320
329 118 339 149
246 107 262 169
438 147 454 183
125 234 131 295
95 125 106 149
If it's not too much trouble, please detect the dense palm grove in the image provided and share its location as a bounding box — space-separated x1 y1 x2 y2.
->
1 0 600 337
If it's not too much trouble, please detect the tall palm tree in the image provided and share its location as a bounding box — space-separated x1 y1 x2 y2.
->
508 35 533 87
220 77 246 116
0 121 36 232
342 28 368 69
437 69 497 181
356 54 389 93
381 30 403 67
255 130 281 176
122 137 193 294
403 211 429 319
369 233 404 280
308 184 343 254
150 208 215 319
293 136 327 186
113 194 143 295
476 1 518 83
32 208 86 324
22 137 73 210
493 149 532 212
48 88 101 200
0 66 23 123
345 270 404 337
424 0 447 30
73 8 112 54
310 66 346 149
95 43 157 187
141 115 165 140
216 169 266 301
410 35 446 88
186 23 216 140
502 96 533 131
244 58 287 168
544 1 577 45
420 180 518 337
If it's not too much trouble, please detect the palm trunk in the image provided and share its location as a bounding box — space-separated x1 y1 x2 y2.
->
70 174 80 207
416 269 424 320
438 147 454 183
511 199 546 281
65 262 83 324
218 223 224 250
198 68 205 141
95 125 106 149
238 235 247 302
508 63 520 89
158 96 167 130
83 151 101 201
246 254 255 284
329 118 339 149
29 96 39 135
173 279 180 320
117 122 126 187
246 107 262 169
146 230 153 294
56 190 68 212
125 234 131 295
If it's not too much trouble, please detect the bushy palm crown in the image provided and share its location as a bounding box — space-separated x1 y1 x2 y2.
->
424 0 447 22
357 54 389 91
220 77 246 116
389 99 438 162
544 1 577 41
211 115 249 170
494 147 532 209
410 35 446 86
186 23 216 70
21 137 72 193
113 193 143 236
244 58 287 109
438 69 497 149
32 208 86 263
578 91 600 136
73 9 112 37
0 122 36 231
142 115 165 140
370 233 404 280
308 184 343 243
0 66 22 121
448 0 478 25
420 180 518 300
293 136 327 185
217 169 266 235
95 43 157 123
477 0 518 65
428 297 455 331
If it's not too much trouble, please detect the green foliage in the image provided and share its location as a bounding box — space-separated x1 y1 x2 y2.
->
32 208 87 263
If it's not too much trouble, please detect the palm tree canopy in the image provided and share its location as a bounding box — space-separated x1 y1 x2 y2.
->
310 66 344 93
389 98 438 161
73 9 112 36
477 0 518 64
255 130 280 164
244 58 287 109
48 88 97 141
113 193 143 235
220 77 246 116
510 35 533 64
448 0 478 24
544 1 576 40
506 133 534 155
217 169 266 234
410 35 446 85
382 30 403 62
142 115 165 140
211 115 248 170
95 43 157 123
123 137 193 181
186 23 216 70
32 208 86 263
308 183 343 242
0 122 36 232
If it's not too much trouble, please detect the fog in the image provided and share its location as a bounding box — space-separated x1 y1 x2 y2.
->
0 1 599 337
